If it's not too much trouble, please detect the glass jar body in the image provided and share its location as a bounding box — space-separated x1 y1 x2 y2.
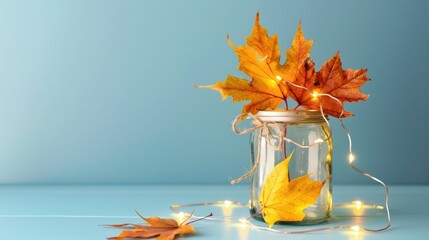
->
249 111 332 225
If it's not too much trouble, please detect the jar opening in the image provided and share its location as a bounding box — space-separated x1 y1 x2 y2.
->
256 109 327 123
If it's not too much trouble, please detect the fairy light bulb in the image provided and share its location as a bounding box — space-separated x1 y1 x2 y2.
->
348 152 355 163
353 200 362 209
312 91 319 99
239 218 248 225
178 212 186 224
276 75 282 80
221 200 234 217
351 225 361 232
314 138 324 143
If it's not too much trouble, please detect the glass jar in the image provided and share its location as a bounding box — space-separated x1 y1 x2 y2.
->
249 110 332 225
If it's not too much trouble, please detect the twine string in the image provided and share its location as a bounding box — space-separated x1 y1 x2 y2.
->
230 108 333 184
230 114 284 184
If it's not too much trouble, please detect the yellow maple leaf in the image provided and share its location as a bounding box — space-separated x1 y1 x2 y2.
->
229 12 284 98
196 75 283 115
197 14 312 116
196 13 286 115
259 152 326 227
245 12 281 65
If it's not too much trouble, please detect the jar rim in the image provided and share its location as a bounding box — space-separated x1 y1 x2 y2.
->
256 109 327 123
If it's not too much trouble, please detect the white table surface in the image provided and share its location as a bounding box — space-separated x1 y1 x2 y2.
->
0 185 426 239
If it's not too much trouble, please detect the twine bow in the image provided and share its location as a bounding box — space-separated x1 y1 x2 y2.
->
230 113 285 184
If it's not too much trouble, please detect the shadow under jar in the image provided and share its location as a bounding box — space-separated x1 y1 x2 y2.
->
249 110 332 225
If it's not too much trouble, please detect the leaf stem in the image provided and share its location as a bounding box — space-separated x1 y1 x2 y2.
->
283 125 287 159
247 208 263 220
185 212 213 225
293 104 300 110
283 99 290 181
283 124 290 182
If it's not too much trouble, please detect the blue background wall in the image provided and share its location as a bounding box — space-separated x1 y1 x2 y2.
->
0 0 427 185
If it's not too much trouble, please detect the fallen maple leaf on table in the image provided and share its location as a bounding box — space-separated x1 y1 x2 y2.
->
259 152 326 227
105 211 204 240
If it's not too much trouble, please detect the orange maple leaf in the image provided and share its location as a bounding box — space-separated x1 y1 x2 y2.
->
278 22 313 84
287 57 317 107
231 12 284 98
196 13 286 115
196 75 283 115
245 12 281 66
290 52 369 117
106 211 196 240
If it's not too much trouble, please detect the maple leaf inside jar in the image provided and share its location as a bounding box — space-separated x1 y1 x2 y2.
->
249 109 332 225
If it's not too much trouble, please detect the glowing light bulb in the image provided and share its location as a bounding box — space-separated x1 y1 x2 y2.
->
178 212 186 224
276 75 282 80
222 200 233 216
353 200 362 209
258 55 268 61
348 153 355 163
239 218 248 224
351 225 361 232
312 91 319 98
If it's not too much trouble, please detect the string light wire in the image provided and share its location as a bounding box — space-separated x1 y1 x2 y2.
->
173 81 391 235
